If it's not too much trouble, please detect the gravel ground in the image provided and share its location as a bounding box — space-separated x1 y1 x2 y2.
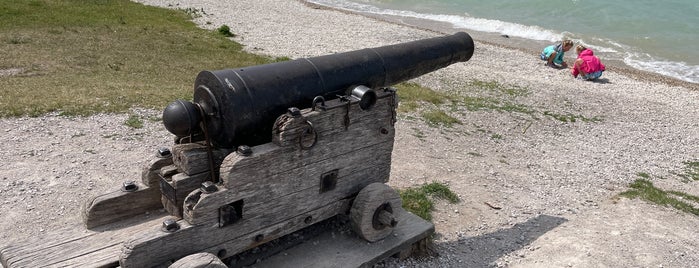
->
1 0 698 267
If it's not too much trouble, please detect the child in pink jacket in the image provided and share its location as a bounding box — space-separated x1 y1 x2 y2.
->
571 45 605 80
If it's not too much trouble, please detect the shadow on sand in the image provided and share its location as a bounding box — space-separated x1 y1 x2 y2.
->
591 78 611 84
433 214 568 267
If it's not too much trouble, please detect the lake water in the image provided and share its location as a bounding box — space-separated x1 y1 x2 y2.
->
308 0 699 84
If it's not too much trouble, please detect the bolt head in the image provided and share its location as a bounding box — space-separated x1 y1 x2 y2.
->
201 181 218 193
157 147 172 158
121 181 138 192
288 107 301 117
162 219 180 232
237 145 252 156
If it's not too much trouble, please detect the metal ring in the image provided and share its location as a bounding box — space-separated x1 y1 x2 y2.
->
298 120 317 150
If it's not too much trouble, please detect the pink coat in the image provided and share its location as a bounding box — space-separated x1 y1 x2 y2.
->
571 49 605 77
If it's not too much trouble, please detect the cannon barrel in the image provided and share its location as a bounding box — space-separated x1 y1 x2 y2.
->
163 32 474 148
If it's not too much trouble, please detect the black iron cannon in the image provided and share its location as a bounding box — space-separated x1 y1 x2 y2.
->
2 32 476 268
163 32 474 148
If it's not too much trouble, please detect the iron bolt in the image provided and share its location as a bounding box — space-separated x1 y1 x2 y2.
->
121 181 138 192
157 147 172 158
201 181 218 194
162 219 180 232
288 107 301 117
237 145 252 156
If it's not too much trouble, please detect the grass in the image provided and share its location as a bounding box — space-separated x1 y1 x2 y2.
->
421 109 461 127
679 161 699 182
124 114 143 128
0 0 272 117
543 111 603 123
620 162 699 216
620 179 699 216
399 182 459 221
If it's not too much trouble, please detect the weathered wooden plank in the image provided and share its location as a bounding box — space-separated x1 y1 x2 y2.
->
222 108 395 190
171 143 233 176
0 214 167 268
161 171 210 217
185 159 390 225
222 139 392 199
121 198 352 267
272 89 395 146
250 210 434 268
141 154 174 187
82 183 162 229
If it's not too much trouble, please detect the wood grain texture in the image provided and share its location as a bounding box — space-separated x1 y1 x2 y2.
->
0 214 167 268
141 155 173 187
82 184 163 229
171 143 232 176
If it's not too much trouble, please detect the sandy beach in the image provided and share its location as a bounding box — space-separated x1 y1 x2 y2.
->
1 0 698 267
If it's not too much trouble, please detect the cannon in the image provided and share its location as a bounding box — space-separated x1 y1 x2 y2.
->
0 32 474 267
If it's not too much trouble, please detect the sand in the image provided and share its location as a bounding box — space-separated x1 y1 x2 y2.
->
1 0 698 267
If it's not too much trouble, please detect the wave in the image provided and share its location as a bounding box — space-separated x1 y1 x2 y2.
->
308 0 699 84
309 0 562 42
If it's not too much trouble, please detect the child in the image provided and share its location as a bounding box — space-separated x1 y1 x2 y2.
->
540 40 573 68
570 45 605 80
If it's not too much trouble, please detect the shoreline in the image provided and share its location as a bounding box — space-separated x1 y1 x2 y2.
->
300 0 699 91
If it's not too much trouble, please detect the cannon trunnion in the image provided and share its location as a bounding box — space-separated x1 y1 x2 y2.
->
0 32 474 267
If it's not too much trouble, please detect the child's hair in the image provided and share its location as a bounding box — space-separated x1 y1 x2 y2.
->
575 45 586 54
562 40 574 48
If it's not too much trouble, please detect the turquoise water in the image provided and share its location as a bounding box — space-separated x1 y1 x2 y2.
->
308 0 699 83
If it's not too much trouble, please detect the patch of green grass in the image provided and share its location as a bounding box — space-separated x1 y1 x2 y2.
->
421 109 461 127
620 178 699 216
0 0 271 117
543 111 603 123
124 114 143 128
399 182 459 221
395 82 453 113
679 161 699 181
217 24 235 37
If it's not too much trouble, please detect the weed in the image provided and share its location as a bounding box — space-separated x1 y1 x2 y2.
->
124 114 143 129
680 161 699 181
421 110 461 127
543 111 603 123
399 182 459 221
620 178 699 216
217 24 235 37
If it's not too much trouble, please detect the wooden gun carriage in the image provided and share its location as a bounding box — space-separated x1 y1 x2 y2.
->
1 32 474 267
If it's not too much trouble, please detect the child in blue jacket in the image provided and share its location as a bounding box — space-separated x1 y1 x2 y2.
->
541 40 573 68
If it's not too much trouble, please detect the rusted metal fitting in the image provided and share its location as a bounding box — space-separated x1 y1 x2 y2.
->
162 219 180 232
287 107 302 117
121 181 138 192
157 147 172 158
236 145 252 156
200 181 218 194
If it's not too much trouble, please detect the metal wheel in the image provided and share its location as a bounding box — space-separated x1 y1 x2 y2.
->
350 183 402 242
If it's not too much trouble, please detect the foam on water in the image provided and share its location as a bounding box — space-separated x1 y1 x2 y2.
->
308 0 699 84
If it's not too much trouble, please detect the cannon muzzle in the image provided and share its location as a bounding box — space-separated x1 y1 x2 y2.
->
163 32 474 148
